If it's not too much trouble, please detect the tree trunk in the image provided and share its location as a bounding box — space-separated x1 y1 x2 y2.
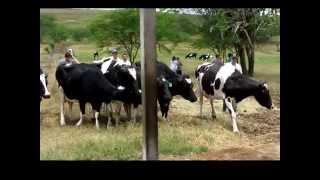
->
235 44 248 75
246 45 255 77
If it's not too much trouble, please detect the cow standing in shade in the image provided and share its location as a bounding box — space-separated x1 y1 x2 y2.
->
195 62 273 133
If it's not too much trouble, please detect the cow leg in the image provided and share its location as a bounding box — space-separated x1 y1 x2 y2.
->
68 101 73 121
114 103 121 127
76 102 86 127
223 100 227 112
133 107 138 123
59 88 66 126
210 98 216 119
92 103 101 129
224 98 239 133
199 91 204 118
106 104 113 129
124 103 132 121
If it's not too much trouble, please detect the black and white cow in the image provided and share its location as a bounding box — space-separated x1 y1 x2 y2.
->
93 51 99 60
56 63 127 129
40 68 50 103
134 64 173 119
135 61 197 120
99 59 141 127
195 62 273 133
199 54 211 61
185 52 197 59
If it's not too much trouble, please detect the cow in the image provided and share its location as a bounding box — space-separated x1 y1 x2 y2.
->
56 63 127 129
99 59 141 127
93 51 99 60
135 61 197 120
185 52 197 59
40 68 50 103
199 54 211 61
134 64 173 120
195 62 273 133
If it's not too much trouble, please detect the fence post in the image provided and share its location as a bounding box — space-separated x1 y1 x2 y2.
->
140 8 158 160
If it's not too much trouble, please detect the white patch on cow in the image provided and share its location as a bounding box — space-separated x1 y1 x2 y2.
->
168 82 172 87
138 89 142 93
117 86 125 90
185 78 192 84
211 63 237 99
40 74 50 97
101 58 113 74
162 78 166 82
263 83 268 89
128 68 137 80
196 62 211 71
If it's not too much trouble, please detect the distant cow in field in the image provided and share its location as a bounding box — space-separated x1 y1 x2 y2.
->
195 62 273 133
93 51 99 60
199 54 211 61
40 68 50 103
185 52 197 59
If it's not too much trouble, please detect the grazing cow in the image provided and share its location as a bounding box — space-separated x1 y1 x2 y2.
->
195 62 273 133
40 68 50 102
56 63 127 129
185 52 197 59
199 54 211 61
93 51 99 60
136 61 197 120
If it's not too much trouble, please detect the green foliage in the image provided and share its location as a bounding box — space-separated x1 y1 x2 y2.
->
68 26 90 42
89 9 140 62
40 15 69 43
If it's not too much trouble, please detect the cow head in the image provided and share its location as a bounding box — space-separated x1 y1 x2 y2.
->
40 70 50 99
254 81 273 109
172 74 197 102
157 76 173 103
115 65 140 98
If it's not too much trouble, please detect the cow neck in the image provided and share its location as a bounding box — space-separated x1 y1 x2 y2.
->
223 75 260 102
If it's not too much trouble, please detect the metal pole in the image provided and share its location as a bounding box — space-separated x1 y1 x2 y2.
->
140 8 158 160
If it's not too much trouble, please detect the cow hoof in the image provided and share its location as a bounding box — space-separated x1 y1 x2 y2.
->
233 130 240 134
60 122 66 126
211 115 217 120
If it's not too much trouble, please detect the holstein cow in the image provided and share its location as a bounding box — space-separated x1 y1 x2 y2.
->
134 64 173 120
40 68 50 103
199 54 211 61
185 52 197 59
56 63 127 129
136 61 197 120
195 62 273 133
100 59 141 127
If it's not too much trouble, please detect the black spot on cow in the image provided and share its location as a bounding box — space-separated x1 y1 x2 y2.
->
214 78 221 90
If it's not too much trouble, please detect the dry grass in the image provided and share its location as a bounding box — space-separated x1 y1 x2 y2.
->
40 39 280 160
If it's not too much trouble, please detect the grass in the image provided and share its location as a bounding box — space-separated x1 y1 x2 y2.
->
40 124 209 160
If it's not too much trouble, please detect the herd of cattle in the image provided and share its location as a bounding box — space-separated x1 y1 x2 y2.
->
185 52 213 61
40 53 273 133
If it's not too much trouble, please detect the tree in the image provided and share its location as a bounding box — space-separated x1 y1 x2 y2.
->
195 8 279 76
89 9 193 63
194 9 236 60
89 9 140 63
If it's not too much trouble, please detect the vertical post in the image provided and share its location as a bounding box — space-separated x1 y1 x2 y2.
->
140 8 158 160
